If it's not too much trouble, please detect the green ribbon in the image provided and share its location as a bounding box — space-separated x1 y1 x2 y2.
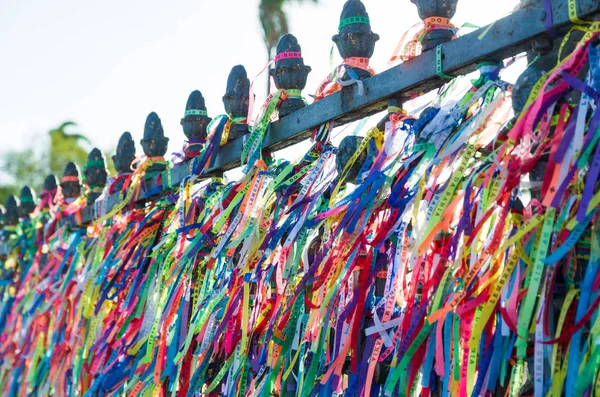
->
231 116 247 124
286 89 302 97
241 90 283 168
436 45 456 80
83 160 105 171
184 109 208 117
339 16 370 30
516 208 556 358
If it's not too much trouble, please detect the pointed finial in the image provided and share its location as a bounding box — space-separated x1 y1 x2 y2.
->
181 90 212 157
4 195 19 226
223 65 251 141
61 161 82 200
84 148 108 205
410 0 458 51
141 112 169 158
43 174 58 193
19 186 36 219
36 175 58 216
332 0 379 80
269 34 312 117
113 132 136 175
224 65 250 118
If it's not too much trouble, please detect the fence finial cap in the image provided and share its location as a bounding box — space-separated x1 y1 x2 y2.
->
43 174 58 192
141 112 169 157
333 0 379 61
224 65 250 119
113 132 136 174
4 195 19 226
19 186 36 218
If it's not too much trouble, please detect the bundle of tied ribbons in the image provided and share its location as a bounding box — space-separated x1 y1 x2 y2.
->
2 23 600 397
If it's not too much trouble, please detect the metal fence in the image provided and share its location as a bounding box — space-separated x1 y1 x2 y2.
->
69 0 600 224
2 1 600 395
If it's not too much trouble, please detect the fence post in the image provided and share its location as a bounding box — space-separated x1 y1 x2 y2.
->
270 34 312 117
182 90 212 159
18 186 36 219
333 0 379 81
61 161 82 203
4 196 19 227
140 112 169 176
411 0 459 52
41 175 58 208
112 132 136 192
84 148 108 205
223 65 251 142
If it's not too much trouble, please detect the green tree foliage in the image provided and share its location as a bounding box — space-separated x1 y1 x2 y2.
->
0 185 19 205
48 122 90 177
1 149 46 197
0 121 90 204
105 152 117 177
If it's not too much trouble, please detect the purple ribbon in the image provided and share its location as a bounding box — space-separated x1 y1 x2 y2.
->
542 0 562 38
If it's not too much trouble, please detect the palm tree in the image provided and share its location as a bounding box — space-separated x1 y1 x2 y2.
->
48 121 90 177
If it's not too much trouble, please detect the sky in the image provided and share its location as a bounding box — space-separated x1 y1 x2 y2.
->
0 0 521 179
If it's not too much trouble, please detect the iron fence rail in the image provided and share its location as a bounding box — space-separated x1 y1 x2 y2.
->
80 0 600 224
